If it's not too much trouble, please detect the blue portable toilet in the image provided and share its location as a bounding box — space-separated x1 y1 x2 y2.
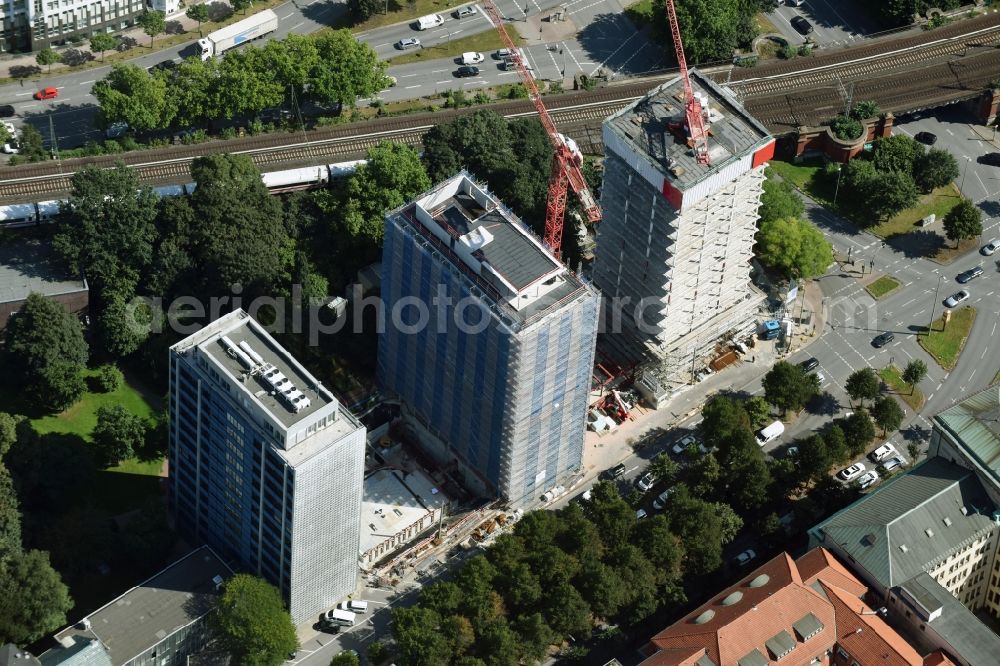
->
761 320 781 340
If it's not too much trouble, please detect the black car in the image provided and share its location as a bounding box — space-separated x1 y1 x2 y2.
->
0 105 14 118
799 357 820 372
957 266 984 283
603 463 627 480
872 332 895 348
978 153 1000 167
148 59 178 73
454 65 479 78
791 16 813 34
914 131 937 145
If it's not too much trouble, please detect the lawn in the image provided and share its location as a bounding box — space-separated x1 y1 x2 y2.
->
870 183 962 239
919 306 977 370
865 275 901 300
877 365 924 411
753 12 780 35
386 30 518 65
625 0 655 31
32 367 159 439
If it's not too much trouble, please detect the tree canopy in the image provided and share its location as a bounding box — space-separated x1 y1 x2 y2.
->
943 199 983 247
872 395 904 436
872 134 925 174
0 549 73 644
762 361 819 414
845 367 880 406
92 406 148 467
4 294 88 412
755 216 833 279
913 148 959 192
93 64 173 133
214 574 298 666
758 173 804 225
902 359 928 388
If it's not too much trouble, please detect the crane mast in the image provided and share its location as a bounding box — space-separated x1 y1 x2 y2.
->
664 0 710 165
482 0 601 260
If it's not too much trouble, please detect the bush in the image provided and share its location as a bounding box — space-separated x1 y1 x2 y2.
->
779 44 797 59
829 115 864 141
95 365 124 392
797 44 812 57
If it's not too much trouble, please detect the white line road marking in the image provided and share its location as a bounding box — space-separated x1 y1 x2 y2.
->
431 68 450 73
280 11 294 18
14 92 30 97
436 80 451 84
292 21 305 29
985 347 991 359
936 382 943 391
375 42 390 48
970 368 978 382
79 80 94 85
405 84 420 89
927 393 935 401
945 128 954 136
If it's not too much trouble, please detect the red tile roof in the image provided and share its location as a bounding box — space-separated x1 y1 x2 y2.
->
640 548 925 666
922 651 957 666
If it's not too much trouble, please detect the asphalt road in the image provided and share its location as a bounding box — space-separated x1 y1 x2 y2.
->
768 0 881 47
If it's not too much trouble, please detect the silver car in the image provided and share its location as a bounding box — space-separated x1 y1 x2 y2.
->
943 290 969 308
982 239 999 256
858 470 880 490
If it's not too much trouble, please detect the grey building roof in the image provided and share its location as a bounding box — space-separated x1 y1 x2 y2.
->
808 456 997 588
0 239 87 305
934 385 1000 487
603 70 771 191
43 547 231 666
737 648 768 666
38 639 111 666
1 645 41 666
898 572 1000 666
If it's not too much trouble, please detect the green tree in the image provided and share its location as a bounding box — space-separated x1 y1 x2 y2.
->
4 294 88 412
512 613 556 663
214 50 285 120
845 368 880 406
168 57 219 126
652 0 749 64
666 486 734 574
648 453 679 487
0 549 73 643
189 154 290 295
913 148 959 192
137 10 166 48
0 465 22 555
756 216 833 279
366 640 389 665
902 359 928 392
544 582 591 636
871 395 904 436
829 115 864 140
872 134 925 174
392 606 454 666
871 169 918 222
758 172 804 225
796 434 831 485
232 0 251 13
442 614 475 657
688 455 722 498
850 100 880 120
261 34 320 97
93 64 173 132
942 199 983 248
348 0 383 19
329 654 359 666
89 33 116 62
309 30 389 107
762 361 819 415
841 410 876 457
92 405 147 467
700 395 752 461
743 395 771 428
0 413 21 459
15 125 47 163
214 574 298 666
337 142 430 244
35 47 61 73
186 4 210 37
724 435 773 513
823 423 849 465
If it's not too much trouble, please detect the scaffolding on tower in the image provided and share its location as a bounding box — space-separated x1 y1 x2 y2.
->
482 0 601 260
664 0 710 165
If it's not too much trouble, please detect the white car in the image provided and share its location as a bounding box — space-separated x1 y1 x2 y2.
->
636 472 657 493
734 549 757 566
943 290 969 308
672 434 707 455
858 470 880 489
869 443 896 462
461 51 484 65
396 37 421 49
839 462 866 481
1 140 18 154
982 239 999 256
636 508 648 520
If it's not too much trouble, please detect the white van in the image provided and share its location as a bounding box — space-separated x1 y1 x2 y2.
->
346 600 368 613
323 608 356 627
461 51 484 65
417 14 443 29
755 420 785 446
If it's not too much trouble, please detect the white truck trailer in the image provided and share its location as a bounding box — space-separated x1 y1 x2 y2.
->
198 9 279 60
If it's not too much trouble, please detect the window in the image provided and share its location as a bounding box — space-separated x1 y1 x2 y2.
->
837 648 849 659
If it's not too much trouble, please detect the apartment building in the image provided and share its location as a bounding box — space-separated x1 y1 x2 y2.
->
169 310 366 623
593 71 775 388
0 0 151 52
378 172 600 506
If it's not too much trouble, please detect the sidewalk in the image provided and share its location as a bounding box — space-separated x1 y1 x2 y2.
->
579 278 826 480
0 4 204 80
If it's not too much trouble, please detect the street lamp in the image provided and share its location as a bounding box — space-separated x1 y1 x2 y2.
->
871 241 886 273
926 274 945 337
960 155 972 193
833 164 843 207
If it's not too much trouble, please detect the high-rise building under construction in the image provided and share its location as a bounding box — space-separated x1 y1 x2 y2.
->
378 172 600 506
593 71 775 390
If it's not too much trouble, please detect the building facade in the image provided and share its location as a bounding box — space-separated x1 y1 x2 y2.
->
593 71 774 387
39 546 231 666
169 310 366 623
378 172 600 506
0 0 147 53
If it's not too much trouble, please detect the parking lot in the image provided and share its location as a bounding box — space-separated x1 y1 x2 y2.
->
768 0 882 47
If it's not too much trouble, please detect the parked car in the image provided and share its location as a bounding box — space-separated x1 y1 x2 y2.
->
454 5 477 18
461 51 484 65
870 443 896 462
786 445 799 458
604 463 627 480
982 239 999 256
34 86 58 100
839 462 867 481
799 357 820 372
636 508 648 519
872 332 894 348
977 153 1000 167
957 266 984 283
653 488 674 511
672 434 704 454
396 37 421 49
2 139 19 154
791 16 813 34
636 472 656 493
943 290 970 308
858 470 880 489
454 65 479 77
540 485 566 502
882 456 905 473
734 549 757 566
914 131 937 145
495 48 515 59
785 0 806 5
0 105 15 118
148 58 178 73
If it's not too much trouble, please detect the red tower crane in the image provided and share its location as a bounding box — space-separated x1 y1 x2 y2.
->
664 0 710 165
482 0 600 260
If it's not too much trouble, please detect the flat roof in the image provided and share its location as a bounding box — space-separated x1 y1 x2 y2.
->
0 238 87 305
390 172 593 328
604 70 770 191
47 547 230 666
934 385 1000 486
359 468 448 556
